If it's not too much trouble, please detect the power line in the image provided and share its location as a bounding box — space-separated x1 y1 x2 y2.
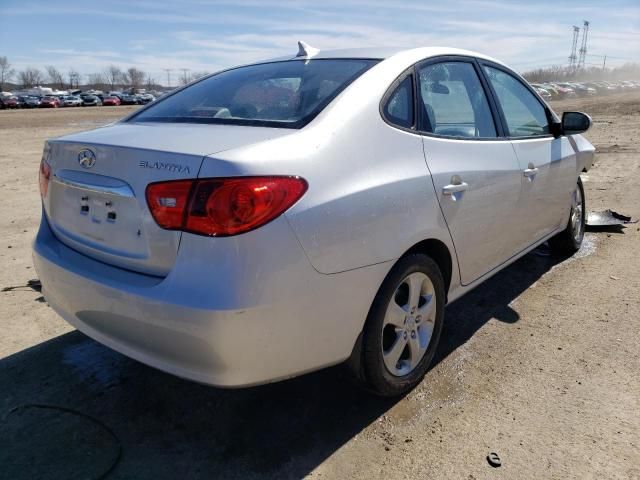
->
511 56 569 67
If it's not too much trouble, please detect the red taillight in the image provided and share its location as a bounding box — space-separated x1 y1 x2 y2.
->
39 159 51 198
145 180 193 229
146 176 307 237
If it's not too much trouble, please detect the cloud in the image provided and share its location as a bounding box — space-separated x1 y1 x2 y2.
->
2 0 638 82
40 49 121 58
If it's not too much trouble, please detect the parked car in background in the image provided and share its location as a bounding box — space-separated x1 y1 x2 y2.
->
540 83 560 99
584 82 607 95
81 95 102 107
137 93 156 104
599 81 618 94
1 96 20 109
532 85 551 100
568 83 594 97
12 95 25 108
34 45 594 397
40 96 61 108
23 96 42 108
120 93 139 105
607 81 624 92
102 96 121 106
63 95 82 107
554 83 577 97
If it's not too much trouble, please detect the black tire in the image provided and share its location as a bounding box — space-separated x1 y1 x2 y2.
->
549 178 585 255
356 253 445 397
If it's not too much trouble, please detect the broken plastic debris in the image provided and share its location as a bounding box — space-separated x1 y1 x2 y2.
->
586 210 637 228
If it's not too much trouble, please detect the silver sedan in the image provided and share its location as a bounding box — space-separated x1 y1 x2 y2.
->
33 45 594 396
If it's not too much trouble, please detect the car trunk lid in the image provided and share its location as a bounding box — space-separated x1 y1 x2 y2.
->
43 123 291 276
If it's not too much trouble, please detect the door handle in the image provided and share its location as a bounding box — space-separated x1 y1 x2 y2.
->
523 167 539 178
442 182 468 195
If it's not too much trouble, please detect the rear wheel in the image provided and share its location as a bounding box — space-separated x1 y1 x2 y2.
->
549 178 585 254
357 254 445 397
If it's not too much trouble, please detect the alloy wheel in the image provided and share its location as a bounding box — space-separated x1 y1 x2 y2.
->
571 184 584 241
381 272 437 376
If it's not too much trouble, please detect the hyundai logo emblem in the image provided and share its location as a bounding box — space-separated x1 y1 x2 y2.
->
78 149 96 169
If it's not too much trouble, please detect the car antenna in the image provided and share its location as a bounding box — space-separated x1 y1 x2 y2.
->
296 41 319 60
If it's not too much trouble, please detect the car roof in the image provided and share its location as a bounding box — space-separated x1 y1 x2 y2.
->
262 45 507 67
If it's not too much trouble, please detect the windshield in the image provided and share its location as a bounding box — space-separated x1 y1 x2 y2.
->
128 59 378 128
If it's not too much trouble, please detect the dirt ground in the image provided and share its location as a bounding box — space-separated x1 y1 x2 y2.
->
0 95 638 480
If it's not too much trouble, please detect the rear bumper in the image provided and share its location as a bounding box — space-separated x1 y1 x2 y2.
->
33 215 391 387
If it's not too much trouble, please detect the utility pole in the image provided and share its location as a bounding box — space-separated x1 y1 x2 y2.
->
578 20 590 69
163 68 172 88
180 68 191 85
588 53 608 72
569 26 580 70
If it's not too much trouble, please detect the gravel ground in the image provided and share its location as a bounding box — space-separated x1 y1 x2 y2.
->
0 95 638 479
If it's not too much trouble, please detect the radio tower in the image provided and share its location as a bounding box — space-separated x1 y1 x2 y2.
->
569 25 580 70
578 20 590 69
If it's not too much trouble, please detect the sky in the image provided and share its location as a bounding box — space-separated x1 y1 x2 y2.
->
1 0 639 86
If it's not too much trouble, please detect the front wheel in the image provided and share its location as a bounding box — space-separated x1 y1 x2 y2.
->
356 254 445 397
549 178 585 255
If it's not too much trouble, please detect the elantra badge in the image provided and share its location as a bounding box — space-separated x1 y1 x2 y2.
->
138 160 190 174
78 149 96 169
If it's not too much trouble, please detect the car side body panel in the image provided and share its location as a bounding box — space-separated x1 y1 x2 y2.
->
509 135 578 240
422 136 525 285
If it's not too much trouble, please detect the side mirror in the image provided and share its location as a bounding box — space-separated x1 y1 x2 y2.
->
562 111 592 136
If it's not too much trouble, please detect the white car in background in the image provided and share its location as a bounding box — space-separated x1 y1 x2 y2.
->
137 93 156 104
62 95 82 107
34 44 594 396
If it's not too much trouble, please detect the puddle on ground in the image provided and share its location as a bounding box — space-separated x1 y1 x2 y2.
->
573 233 598 259
385 345 470 425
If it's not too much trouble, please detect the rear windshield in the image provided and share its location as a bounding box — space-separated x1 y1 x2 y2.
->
128 59 378 128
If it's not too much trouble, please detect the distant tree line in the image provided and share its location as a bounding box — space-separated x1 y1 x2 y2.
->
522 62 640 83
0 56 209 92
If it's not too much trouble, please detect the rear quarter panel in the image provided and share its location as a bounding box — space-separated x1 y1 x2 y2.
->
199 56 457 277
